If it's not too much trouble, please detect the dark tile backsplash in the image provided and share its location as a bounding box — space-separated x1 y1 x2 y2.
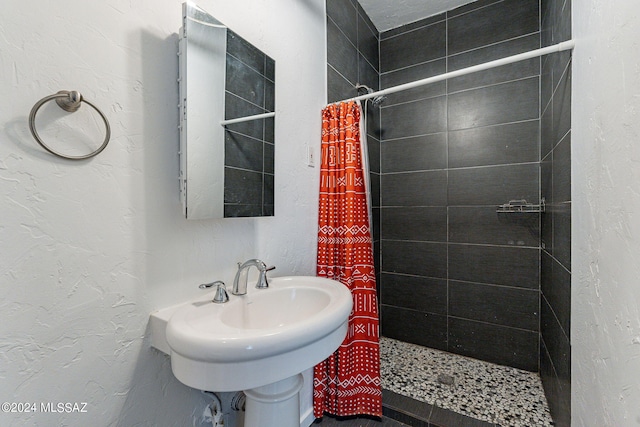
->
325 2 571 416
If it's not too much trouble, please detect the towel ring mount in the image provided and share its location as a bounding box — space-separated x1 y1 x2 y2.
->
28 90 111 160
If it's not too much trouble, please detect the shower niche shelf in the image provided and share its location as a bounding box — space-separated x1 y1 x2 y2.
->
496 199 545 213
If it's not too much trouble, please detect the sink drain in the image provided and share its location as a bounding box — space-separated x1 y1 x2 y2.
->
437 373 455 386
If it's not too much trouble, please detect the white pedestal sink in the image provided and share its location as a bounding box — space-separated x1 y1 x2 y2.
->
149 276 352 427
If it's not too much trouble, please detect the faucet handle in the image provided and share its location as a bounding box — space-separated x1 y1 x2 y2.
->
199 280 229 303
256 265 276 289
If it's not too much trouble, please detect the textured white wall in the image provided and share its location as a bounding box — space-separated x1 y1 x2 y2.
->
0 0 325 426
573 1 640 425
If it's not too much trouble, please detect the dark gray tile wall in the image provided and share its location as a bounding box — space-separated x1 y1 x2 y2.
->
540 0 571 425
224 30 275 217
326 0 379 103
378 0 542 372
325 6 572 420
325 0 382 291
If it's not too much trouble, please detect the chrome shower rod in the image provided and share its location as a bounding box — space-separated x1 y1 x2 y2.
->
340 40 575 104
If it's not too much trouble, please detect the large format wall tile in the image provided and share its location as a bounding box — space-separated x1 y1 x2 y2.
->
382 207 447 242
224 167 262 209
327 65 355 103
381 13 445 40
326 17 358 85
449 280 539 330
446 0 502 18
448 244 540 289
374 0 549 375
447 0 539 55
541 251 571 337
381 96 447 139
553 63 572 147
226 54 265 107
382 133 447 172
225 93 264 139
381 170 447 206
224 131 264 172
448 33 540 73
381 305 448 351
448 121 539 168
553 132 572 203
381 59 446 106
553 202 571 268
380 21 446 72
541 298 571 386
326 0 357 46
326 0 572 395
381 273 447 315
448 163 539 206
358 13 379 71
541 340 571 427
448 206 540 247
227 30 265 74
358 56 378 95
539 2 572 423
449 57 540 94
448 77 539 130
382 240 447 279
449 317 539 371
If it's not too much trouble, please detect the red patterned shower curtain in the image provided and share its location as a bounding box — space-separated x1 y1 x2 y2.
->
313 101 382 419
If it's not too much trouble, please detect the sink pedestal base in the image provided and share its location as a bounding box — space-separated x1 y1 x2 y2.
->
243 374 304 427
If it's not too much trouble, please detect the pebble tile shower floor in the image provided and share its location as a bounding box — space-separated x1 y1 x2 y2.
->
380 337 554 426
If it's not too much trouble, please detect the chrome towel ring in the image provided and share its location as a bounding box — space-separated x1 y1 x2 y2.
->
28 90 111 160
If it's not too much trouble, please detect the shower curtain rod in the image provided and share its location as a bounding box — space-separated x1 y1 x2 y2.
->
341 40 575 104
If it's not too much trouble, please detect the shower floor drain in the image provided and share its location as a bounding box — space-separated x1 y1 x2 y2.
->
437 373 455 386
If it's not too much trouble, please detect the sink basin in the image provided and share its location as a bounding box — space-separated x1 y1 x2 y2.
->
220 286 331 330
163 276 352 392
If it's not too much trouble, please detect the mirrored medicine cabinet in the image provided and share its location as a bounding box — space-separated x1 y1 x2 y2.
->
179 2 275 219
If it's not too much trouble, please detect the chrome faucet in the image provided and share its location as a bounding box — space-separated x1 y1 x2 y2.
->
199 280 229 303
232 259 276 295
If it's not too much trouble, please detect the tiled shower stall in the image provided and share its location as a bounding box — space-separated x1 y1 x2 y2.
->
326 0 571 425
